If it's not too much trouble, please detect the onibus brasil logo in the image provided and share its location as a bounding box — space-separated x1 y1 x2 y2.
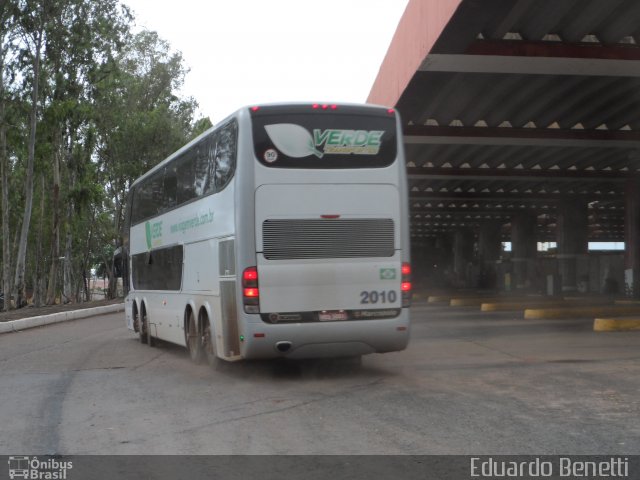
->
8 456 73 479
265 123 385 159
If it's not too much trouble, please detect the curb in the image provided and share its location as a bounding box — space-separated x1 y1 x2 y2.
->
481 299 612 312
593 318 640 332
614 299 640 305
481 301 567 312
426 295 451 303
524 305 640 320
450 295 554 307
0 303 124 334
450 297 487 306
411 293 430 301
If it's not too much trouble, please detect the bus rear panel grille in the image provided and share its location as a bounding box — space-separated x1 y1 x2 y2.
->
262 219 395 260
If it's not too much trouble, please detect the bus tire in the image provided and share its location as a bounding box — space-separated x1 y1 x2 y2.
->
147 319 156 347
201 311 221 369
132 305 140 333
138 305 147 344
186 308 203 363
141 305 156 347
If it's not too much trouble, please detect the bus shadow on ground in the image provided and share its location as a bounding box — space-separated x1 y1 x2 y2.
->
218 357 391 381
140 337 391 380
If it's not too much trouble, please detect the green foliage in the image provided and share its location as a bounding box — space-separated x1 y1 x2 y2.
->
1 0 206 303
191 117 214 138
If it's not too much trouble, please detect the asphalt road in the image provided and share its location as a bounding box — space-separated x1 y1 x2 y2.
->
1 301 639 455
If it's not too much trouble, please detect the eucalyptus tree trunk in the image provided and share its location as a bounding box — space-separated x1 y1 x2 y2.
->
32 174 46 306
45 141 62 304
63 130 78 303
13 27 42 308
82 206 97 302
107 181 123 299
0 43 10 310
63 203 74 303
63 235 72 303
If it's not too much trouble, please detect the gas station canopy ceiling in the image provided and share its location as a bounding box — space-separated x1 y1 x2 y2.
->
368 0 640 242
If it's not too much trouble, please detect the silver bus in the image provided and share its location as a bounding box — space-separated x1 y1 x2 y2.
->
120 103 411 365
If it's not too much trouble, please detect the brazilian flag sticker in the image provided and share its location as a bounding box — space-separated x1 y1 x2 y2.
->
380 268 396 280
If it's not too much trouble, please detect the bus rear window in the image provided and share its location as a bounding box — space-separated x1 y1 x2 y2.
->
251 105 397 169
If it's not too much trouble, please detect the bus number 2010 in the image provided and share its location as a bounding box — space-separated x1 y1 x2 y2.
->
360 290 398 304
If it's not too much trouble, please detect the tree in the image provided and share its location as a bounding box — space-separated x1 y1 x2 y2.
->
1 1 205 307
0 0 18 309
40 0 130 304
12 0 53 307
93 30 200 298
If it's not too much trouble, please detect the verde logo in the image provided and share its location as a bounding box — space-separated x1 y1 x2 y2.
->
265 123 384 159
380 268 396 280
145 221 163 249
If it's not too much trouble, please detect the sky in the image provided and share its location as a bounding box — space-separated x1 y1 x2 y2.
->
123 0 409 124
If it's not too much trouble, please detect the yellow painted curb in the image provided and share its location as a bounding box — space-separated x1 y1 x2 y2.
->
411 293 429 301
563 297 615 305
594 318 640 332
450 297 520 306
450 297 488 306
482 298 613 312
481 300 601 312
614 299 640 305
451 295 552 307
427 295 452 303
525 305 640 319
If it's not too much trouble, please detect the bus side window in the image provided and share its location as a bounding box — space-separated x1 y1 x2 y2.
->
214 122 237 190
193 134 216 197
136 177 155 221
176 150 196 205
130 186 140 224
164 167 178 209
150 172 164 215
203 134 217 196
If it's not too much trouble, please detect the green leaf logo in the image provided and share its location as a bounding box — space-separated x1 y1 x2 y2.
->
265 123 324 158
145 222 152 250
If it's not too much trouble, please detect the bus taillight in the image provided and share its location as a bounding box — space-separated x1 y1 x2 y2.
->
243 267 258 283
312 104 337 110
243 267 260 313
401 262 412 307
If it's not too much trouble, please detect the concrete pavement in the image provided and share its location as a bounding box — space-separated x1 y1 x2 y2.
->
1 301 639 454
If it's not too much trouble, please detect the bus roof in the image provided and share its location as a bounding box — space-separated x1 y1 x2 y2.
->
130 102 394 189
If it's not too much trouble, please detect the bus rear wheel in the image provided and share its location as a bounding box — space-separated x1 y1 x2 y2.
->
141 306 155 347
147 317 156 347
186 309 203 363
201 314 219 368
138 308 147 344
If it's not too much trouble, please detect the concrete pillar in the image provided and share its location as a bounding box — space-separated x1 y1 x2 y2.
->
453 228 475 287
624 178 640 297
433 233 454 287
411 237 436 285
556 198 588 293
511 212 537 291
478 221 503 289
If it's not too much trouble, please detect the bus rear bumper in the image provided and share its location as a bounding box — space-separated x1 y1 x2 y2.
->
240 309 410 360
